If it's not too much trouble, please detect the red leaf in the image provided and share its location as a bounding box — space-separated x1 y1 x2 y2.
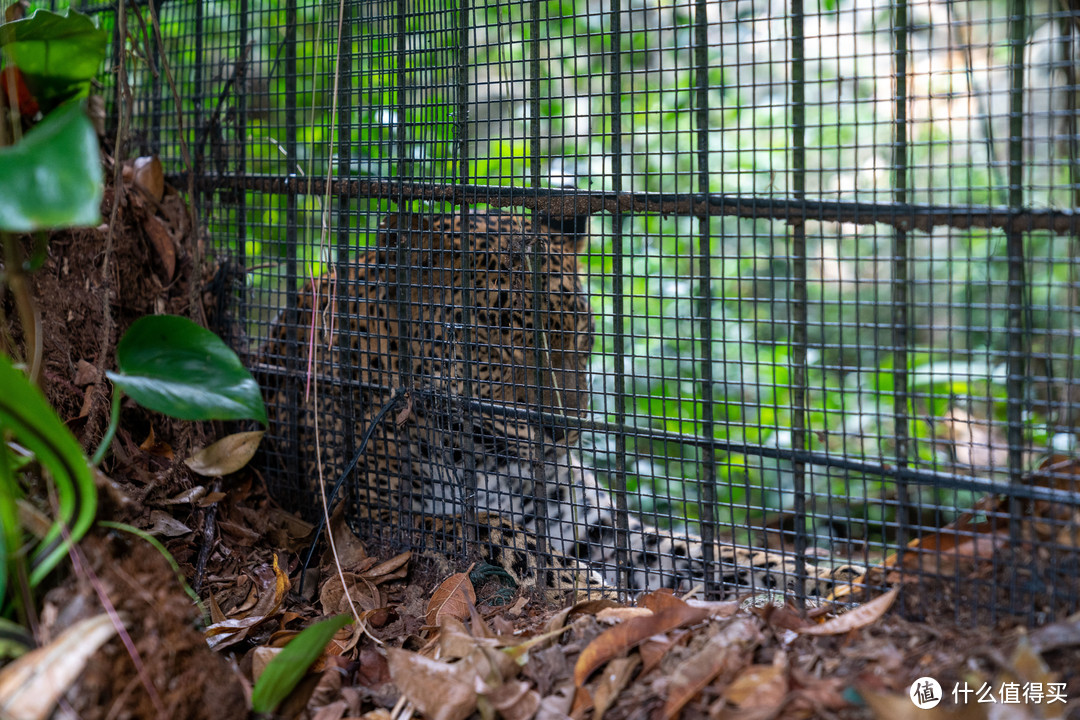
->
2 65 39 118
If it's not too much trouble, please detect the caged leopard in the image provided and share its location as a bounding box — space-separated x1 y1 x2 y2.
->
263 208 862 599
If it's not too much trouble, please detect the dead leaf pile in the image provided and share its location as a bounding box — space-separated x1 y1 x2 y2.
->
263 575 908 720
864 452 1080 623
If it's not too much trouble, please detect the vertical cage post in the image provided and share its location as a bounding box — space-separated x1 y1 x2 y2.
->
528 0 553 585
235 0 248 344
693 0 719 598
1065 9 1080 446
283 0 300 489
392 0 417 536
609 0 631 593
1005 0 1030 621
1064 12 1080 618
789 0 810 605
891 0 912 596
454 0 478 550
192 0 205 215
107 0 123 142
335 0 356 472
148 0 162 154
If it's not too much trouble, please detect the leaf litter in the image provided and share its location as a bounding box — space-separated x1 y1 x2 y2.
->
28 451 1080 720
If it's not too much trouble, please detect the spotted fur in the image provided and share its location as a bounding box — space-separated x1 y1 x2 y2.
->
264 209 862 598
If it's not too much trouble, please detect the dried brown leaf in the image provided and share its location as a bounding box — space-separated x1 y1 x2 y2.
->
860 688 988 720
358 710 393 720
319 571 382 616
73 359 99 386
591 655 639 720
595 607 652 623
797 587 898 636
722 653 787 710
143 214 176 280
485 678 541 720
544 598 623 634
386 647 477 720
661 618 762 720
5 1 28 22
785 674 851 719
638 635 676 677
209 590 227 624
197 491 228 506
467 602 502 641
184 430 265 477
159 485 208 505
569 685 593 720
639 589 680 612
206 557 290 649
753 603 809 632
685 598 739 618
138 425 174 459
1029 616 1080 654
251 646 282 684
535 682 575 720
144 509 192 537
574 594 711 686
325 508 370 570
0 614 116 720
132 155 165 201
426 570 477 630
311 700 348 720
269 508 316 541
438 617 508 659
356 647 392 687
364 551 412 580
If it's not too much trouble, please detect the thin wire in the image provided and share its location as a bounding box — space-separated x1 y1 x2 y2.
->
298 389 406 597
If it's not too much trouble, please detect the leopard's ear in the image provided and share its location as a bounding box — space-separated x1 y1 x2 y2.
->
379 211 429 232
535 212 591 253
378 211 431 245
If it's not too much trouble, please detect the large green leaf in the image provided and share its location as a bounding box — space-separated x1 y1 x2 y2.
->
251 615 353 714
0 9 108 112
0 103 102 231
107 315 268 425
0 354 97 585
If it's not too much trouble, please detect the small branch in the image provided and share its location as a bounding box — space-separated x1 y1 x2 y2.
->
91 0 133 448
144 0 204 325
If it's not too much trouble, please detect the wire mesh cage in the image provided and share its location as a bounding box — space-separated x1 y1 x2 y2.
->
76 0 1080 624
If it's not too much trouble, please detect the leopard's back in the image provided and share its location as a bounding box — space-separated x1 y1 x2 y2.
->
263 209 594 531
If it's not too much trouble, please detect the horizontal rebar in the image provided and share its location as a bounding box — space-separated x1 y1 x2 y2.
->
170 173 1080 234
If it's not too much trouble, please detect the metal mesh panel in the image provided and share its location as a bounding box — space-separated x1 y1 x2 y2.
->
81 0 1080 623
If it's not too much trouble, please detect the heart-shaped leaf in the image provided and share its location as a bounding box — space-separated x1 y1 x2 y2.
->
0 102 102 231
0 8 108 112
107 315 267 425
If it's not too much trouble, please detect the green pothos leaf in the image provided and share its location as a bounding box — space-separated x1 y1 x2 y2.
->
107 315 267 425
